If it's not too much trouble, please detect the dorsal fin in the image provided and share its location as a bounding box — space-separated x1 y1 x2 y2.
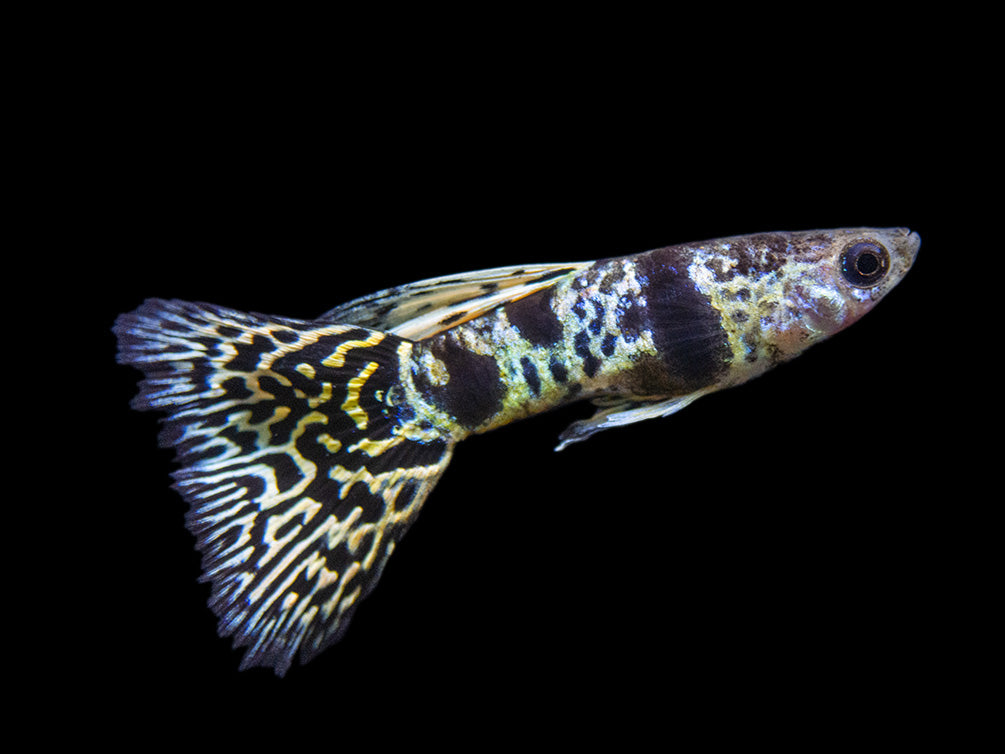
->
318 262 589 340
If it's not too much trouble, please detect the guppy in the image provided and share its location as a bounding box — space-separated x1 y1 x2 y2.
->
115 226 919 675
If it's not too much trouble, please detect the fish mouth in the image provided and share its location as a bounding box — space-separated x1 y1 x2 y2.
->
905 229 921 263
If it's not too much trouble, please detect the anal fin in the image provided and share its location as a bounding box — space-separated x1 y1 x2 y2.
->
554 391 712 451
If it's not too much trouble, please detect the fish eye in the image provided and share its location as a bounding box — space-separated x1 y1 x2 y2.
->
840 242 890 288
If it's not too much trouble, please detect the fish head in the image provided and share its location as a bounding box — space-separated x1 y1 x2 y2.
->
689 227 919 369
791 225 918 334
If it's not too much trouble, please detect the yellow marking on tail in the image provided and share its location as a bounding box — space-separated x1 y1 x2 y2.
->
348 435 405 457
323 332 386 368
341 361 380 430
317 433 343 453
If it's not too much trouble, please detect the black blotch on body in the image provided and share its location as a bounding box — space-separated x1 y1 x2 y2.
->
548 356 568 383
520 356 541 396
616 294 645 343
588 301 604 334
503 287 564 347
574 330 600 378
637 247 731 389
415 336 505 429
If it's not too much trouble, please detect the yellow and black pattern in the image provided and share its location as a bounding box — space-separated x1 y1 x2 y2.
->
115 299 453 675
116 228 919 675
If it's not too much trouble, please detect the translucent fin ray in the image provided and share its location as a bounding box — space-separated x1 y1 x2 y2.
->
320 262 589 340
554 391 711 451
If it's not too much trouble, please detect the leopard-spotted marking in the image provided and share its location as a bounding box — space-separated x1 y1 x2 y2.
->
116 300 454 675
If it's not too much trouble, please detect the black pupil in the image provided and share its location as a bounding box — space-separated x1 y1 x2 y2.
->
841 242 889 287
856 252 880 276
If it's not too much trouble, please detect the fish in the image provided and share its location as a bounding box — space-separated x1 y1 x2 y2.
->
114 226 919 675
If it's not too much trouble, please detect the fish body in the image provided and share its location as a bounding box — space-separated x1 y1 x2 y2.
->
115 227 918 674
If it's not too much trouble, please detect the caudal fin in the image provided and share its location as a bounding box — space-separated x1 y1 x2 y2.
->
115 299 453 675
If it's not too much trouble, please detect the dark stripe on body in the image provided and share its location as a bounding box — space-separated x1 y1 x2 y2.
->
503 287 564 347
573 330 600 378
412 335 505 430
634 247 731 390
520 356 541 396
548 356 568 383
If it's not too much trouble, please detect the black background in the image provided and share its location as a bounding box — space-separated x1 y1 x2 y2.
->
64 21 984 742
